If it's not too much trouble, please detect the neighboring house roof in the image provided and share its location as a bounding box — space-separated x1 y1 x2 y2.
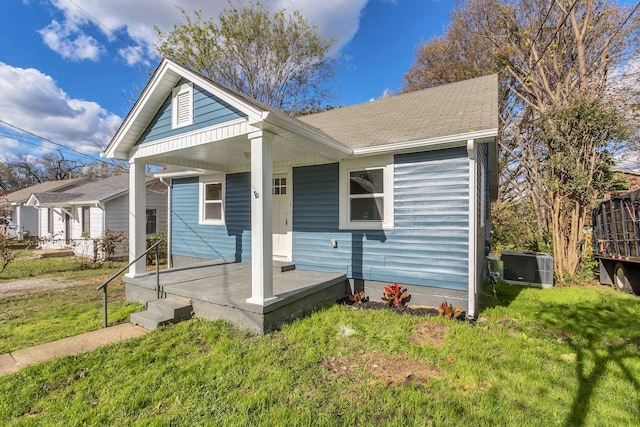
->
29 192 82 205
298 74 499 149
4 178 88 205
26 174 158 207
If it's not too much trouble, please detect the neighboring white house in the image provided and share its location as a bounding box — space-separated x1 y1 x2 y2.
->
0 178 87 238
26 174 168 259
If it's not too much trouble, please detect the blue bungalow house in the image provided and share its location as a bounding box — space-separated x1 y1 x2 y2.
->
103 59 498 330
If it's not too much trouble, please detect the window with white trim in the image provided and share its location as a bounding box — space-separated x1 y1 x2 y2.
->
199 176 225 225
339 156 394 230
171 83 193 129
146 209 157 235
82 206 90 235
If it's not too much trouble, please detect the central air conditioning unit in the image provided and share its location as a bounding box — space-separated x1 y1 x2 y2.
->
501 251 554 288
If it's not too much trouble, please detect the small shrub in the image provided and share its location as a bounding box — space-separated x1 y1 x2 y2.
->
99 230 127 263
438 301 462 319
0 232 17 273
382 283 410 308
347 291 367 304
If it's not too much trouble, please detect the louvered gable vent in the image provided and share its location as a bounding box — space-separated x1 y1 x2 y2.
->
172 82 193 128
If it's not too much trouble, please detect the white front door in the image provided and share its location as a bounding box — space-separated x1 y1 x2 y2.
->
272 173 290 260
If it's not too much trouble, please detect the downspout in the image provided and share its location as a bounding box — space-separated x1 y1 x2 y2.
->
467 139 477 319
159 177 172 269
98 203 106 239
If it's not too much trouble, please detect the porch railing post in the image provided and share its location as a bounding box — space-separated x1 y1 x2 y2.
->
156 244 160 299
103 285 108 328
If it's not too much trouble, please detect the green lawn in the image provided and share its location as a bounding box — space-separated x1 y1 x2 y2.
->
0 283 639 425
0 279 143 354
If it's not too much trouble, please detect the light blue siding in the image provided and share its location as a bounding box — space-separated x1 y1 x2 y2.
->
292 148 470 291
171 174 251 262
136 79 247 145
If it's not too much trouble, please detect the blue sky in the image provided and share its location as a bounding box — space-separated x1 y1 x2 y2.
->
0 0 453 164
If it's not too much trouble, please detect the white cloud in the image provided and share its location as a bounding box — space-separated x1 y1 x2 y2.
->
41 0 370 65
0 62 122 156
38 19 103 61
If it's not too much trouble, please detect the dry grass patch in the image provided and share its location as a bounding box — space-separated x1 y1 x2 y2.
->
408 321 449 347
320 351 442 386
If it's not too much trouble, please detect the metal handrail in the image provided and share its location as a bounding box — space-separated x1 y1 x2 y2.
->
97 239 164 328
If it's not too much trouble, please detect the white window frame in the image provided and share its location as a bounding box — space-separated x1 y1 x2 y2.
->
199 175 225 225
339 155 394 230
82 206 91 235
146 209 158 235
171 82 194 129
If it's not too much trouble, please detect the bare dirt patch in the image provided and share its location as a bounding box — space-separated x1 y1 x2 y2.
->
0 274 110 299
320 351 442 386
408 321 449 347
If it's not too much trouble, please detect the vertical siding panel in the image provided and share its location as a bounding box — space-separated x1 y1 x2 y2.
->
292 163 351 273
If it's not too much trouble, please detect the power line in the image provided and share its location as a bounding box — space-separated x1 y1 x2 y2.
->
520 0 581 85
584 1 640 77
0 120 119 166
64 0 148 60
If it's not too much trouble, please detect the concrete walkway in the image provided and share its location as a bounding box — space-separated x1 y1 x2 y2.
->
0 323 149 376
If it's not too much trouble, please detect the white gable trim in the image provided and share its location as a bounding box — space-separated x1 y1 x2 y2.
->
130 118 253 161
104 59 266 161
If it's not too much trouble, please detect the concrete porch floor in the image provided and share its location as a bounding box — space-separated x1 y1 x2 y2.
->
123 261 350 333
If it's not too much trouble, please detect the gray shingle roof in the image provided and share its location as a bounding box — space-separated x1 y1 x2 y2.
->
298 74 499 148
30 192 82 204
60 174 133 203
5 177 88 204
30 174 154 206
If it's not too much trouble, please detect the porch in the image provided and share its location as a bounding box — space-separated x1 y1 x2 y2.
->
123 261 350 334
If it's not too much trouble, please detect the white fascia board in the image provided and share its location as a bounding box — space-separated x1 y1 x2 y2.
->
103 59 265 160
154 170 202 179
351 129 499 156
261 112 352 156
24 194 39 207
104 60 176 160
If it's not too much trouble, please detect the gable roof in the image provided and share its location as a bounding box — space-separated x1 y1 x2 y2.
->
104 58 497 163
4 178 88 205
298 74 499 150
27 174 157 207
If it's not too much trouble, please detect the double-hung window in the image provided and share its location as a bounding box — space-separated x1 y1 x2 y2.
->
339 156 394 230
146 209 157 235
199 176 225 225
82 206 91 236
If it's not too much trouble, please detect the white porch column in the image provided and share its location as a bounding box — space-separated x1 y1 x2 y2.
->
247 130 276 305
126 160 147 277
466 139 477 319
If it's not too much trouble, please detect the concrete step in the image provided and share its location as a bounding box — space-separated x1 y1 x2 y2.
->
130 297 193 330
146 297 192 321
130 310 173 331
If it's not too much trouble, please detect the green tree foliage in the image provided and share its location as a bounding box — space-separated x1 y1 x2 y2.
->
403 0 639 280
536 97 631 279
155 1 337 112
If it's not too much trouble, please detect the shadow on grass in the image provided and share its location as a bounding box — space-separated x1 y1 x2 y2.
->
480 281 525 310
538 296 640 426
505 289 640 426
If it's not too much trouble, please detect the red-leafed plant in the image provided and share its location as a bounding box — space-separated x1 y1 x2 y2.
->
347 290 367 304
438 301 462 319
382 283 410 308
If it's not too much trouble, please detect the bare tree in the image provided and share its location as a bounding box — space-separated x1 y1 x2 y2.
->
155 1 337 112
403 0 640 279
